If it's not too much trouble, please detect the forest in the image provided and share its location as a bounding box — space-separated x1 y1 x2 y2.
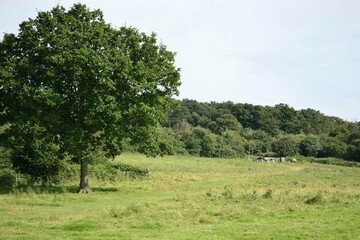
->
156 99 360 162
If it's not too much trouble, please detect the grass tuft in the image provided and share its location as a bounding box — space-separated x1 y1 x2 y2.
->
263 189 273 199
305 192 326 205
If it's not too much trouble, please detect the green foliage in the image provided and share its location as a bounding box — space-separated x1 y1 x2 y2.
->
258 106 281 135
244 129 272 153
0 125 11 166
165 103 191 130
158 127 186 156
9 124 62 182
220 130 246 157
56 162 79 183
299 135 322 157
271 135 298 157
307 157 360 167
345 139 360 162
0 146 11 168
0 168 17 193
274 104 300 134
318 136 347 158
0 4 180 182
183 127 217 157
214 113 242 134
228 102 262 129
163 99 358 161
112 162 150 178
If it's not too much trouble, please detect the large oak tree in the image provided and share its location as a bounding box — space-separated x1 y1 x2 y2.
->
0 4 180 192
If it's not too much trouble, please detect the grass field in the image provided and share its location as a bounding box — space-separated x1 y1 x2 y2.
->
1 154 360 239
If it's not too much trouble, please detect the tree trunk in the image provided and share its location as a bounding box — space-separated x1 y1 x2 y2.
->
78 158 92 193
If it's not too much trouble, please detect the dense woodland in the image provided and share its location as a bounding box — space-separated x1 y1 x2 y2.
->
156 99 360 162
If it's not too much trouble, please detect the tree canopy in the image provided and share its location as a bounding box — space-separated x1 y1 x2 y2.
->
0 4 180 192
158 99 360 162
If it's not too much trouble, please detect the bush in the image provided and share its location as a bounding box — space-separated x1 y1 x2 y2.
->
112 163 150 178
90 162 117 181
0 168 17 193
183 127 217 157
221 130 246 157
57 162 79 183
11 140 62 183
299 135 322 157
158 128 186 156
318 137 346 158
271 135 298 157
0 146 11 168
345 139 360 162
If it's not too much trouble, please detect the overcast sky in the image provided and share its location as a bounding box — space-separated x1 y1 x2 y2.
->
1 0 359 121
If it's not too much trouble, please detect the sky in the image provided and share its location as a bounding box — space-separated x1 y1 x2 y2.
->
1 0 359 121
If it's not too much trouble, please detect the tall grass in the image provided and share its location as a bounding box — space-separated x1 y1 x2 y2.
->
0 153 359 239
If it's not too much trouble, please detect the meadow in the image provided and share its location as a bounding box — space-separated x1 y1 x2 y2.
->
1 154 360 239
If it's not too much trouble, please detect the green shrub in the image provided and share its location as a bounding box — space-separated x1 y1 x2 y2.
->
299 135 322 157
50 160 151 184
112 163 150 178
0 168 17 193
0 146 11 168
158 128 186 156
57 162 79 183
11 142 62 183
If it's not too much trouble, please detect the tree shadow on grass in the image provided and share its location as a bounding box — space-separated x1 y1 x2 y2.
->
91 187 118 192
0 185 119 194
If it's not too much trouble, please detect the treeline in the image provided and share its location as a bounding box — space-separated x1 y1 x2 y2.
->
157 99 360 162
1 98 360 189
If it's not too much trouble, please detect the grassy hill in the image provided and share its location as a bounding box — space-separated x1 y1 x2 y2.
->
1 153 359 239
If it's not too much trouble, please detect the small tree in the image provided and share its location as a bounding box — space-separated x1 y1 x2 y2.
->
318 136 346 158
299 135 322 157
345 133 360 162
0 4 180 192
183 127 216 157
271 136 298 158
215 113 242 134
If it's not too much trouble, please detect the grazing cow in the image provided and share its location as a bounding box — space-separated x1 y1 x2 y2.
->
291 158 297 163
256 157 277 162
264 157 277 162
